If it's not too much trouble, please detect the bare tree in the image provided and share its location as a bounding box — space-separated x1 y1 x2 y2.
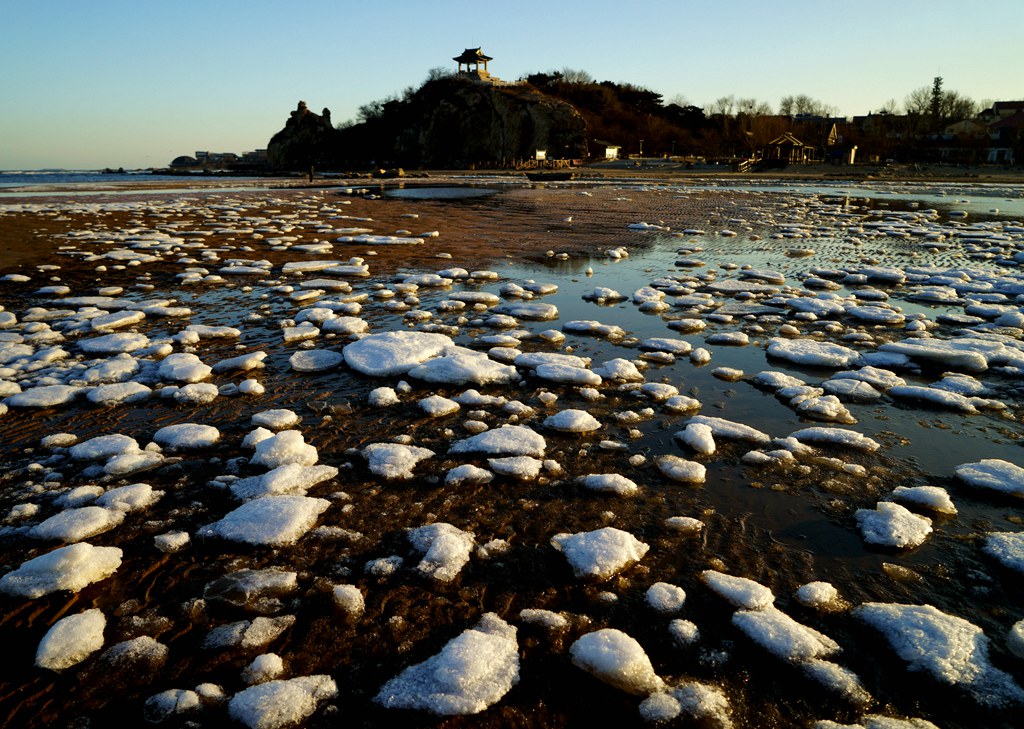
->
559 68 594 85
779 95 835 117
737 98 772 116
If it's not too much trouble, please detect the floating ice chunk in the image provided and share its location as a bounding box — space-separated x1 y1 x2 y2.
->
492 301 559 320
408 353 519 385
203 568 297 611
955 459 1024 497
802 659 871 705
99 635 168 671
289 349 344 372
0 542 122 598
35 608 106 671
668 618 700 647
87 381 152 406
639 683 731 726
230 464 339 501
228 675 338 729
533 362 602 386
664 516 704 533
685 415 771 444
795 582 846 611
551 527 649 580
212 350 268 373
983 532 1024 574
321 316 369 335
343 331 454 376
856 502 932 548
157 352 211 382
78 332 150 354
752 370 806 390
199 495 330 546
578 473 639 496
30 506 125 543
445 464 494 486
368 386 399 406
153 423 220 449
563 320 626 338
889 486 957 515
1009 620 1024 659
855 602 1024 707
375 613 519 715
6 384 82 408
570 629 664 695
544 409 601 432
363 443 434 479
242 653 284 685
519 608 569 630
767 338 862 369
646 582 686 613
487 455 543 480
733 606 840 661
105 449 165 477
408 522 475 581
252 409 300 430
787 426 880 452
676 422 716 454
332 584 365 616
154 531 190 553
821 378 882 402
656 455 707 483
450 425 546 457
251 430 318 469
701 570 774 610
888 385 978 413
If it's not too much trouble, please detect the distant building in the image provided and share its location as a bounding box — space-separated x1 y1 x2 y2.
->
761 133 814 164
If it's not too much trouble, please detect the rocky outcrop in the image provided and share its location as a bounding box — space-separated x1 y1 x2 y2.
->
266 79 589 170
266 101 337 170
393 78 589 167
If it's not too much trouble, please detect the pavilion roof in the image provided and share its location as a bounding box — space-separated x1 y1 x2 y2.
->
453 48 493 63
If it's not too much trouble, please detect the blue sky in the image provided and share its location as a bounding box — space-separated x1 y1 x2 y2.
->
1 0 1020 169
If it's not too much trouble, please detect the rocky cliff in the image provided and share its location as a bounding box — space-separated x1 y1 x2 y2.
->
266 78 589 170
266 101 337 170
393 78 588 167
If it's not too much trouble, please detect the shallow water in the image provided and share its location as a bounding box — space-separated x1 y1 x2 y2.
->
0 180 1022 728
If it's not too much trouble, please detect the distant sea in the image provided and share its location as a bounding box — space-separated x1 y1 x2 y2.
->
0 170 260 189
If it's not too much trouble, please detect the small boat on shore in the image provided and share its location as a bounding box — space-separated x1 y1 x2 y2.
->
525 170 576 182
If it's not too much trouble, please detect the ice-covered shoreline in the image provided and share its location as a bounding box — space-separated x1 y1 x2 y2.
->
0 180 1022 728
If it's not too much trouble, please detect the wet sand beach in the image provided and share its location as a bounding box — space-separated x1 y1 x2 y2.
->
0 175 1022 728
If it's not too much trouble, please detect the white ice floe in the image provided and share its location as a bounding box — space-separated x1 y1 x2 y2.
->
684 415 771 444
449 425 546 457
157 352 212 383
230 464 338 501
407 522 475 581
1009 620 1024 659
676 422 716 454
363 443 435 479
252 409 300 430
534 362 602 386
289 349 344 372
343 331 455 376
656 455 707 483
87 381 152 406
228 675 338 729
6 384 82 408
332 584 365 616
198 495 330 546
30 506 125 543
35 608 106 671
408 353 519 386
983 531 1024 574
767 338 862 369
375 613 519 715
795 582 845 611
888 385 978 413
955 459 1024 497
701 570 774 610
251 430 318 469
153 423 220 450
802 659 871 705
551 527 649 580
419 395 460 417
646 582 686 613
889 485 957 515
445 464 494 486
733 606 840 661
639 683 732 726
487 455 543 480
0 542 122 598
855 602 1024 707
856 502 933 549
786 427 880 452
570 629 664 695
544 409 601 433
242 653 284 685
578 473 639 496
368 386 399 407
